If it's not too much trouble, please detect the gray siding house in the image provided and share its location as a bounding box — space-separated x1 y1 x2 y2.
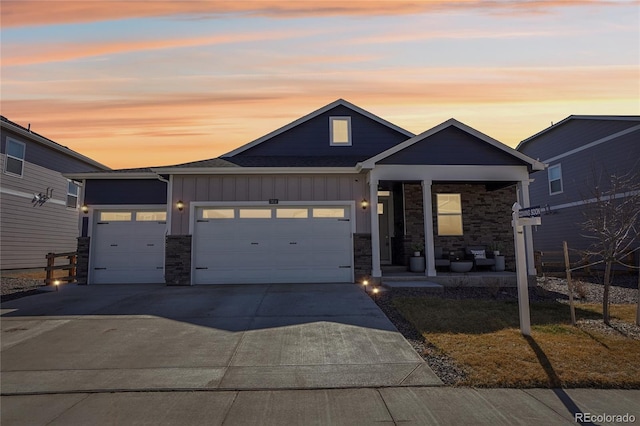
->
67 99 544 285
0 116 109 269
517 115 640 256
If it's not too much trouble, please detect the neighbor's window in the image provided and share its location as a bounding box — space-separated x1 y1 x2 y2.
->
436 194 463 236
548 164 563 195
4 138 25 177
66 180 79 208
330 117 351 146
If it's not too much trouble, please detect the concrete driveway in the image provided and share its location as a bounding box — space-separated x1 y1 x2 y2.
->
1 283 441 394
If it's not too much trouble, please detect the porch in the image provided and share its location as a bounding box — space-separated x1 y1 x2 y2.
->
380 265 524 288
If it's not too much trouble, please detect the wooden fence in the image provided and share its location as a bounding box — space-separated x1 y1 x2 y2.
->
45 251 77 285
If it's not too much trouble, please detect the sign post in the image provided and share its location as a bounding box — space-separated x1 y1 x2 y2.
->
512 203 541 336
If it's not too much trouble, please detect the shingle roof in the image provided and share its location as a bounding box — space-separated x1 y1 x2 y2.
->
224 156 365 167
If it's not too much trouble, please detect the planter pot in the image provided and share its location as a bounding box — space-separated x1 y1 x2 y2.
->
494 255 505 272
493 251 500 257
409 256 425 272
413 251 421 257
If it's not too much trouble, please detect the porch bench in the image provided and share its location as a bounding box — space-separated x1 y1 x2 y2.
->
465 246 496 271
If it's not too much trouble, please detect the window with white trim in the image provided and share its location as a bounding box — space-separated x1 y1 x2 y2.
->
436 194 463 236
330 116 351 146
4 138 25 177
66 180 80 208
548 164 563 195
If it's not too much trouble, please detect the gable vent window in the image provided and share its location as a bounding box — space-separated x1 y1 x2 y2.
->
548 164 563 195
4 138 26 177
330 116 352 146
67 180 80 208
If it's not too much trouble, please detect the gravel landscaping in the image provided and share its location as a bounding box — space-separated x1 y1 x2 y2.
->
1 273 49 301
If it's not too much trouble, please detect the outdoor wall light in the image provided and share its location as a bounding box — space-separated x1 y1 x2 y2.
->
81 204 89 214
176 200 184 211
361 199 369 210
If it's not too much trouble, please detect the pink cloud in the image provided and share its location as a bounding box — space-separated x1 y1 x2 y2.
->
3 1 629 28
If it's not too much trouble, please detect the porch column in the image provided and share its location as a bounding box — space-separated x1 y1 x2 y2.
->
369 177 382 280
422 180 437 277
517 180 537 276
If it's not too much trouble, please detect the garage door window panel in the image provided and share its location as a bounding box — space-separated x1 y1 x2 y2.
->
312 208 346 218
276 208 308 218
239 209 272 219
202 209 235 219
100 212 132 221
135 211 167 221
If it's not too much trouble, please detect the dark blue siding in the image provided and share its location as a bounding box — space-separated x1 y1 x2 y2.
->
84 179 167 205
379 126 526 166
1 128 104 173
519 119 638 161
236 105 410 158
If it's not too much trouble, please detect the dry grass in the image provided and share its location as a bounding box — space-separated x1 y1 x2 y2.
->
394 298 640 388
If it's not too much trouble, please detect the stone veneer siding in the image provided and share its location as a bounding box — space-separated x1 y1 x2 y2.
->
165 235 192 285
403 183 516 270
76 236 90 285
353 233 372 283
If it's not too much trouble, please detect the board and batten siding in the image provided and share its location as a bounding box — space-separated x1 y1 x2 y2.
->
0 155 80 269
171 174 370 235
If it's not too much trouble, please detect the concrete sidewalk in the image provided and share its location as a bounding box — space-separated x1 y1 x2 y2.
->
2 387 638 425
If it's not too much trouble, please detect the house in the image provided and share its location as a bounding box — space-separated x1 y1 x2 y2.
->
0 116 109 270
65 99 544 285
517 115 640 260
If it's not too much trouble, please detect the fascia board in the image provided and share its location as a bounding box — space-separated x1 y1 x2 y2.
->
150 167 360 175
63 172 159 180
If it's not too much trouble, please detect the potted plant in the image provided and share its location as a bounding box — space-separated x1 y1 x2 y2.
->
409 243 425 272
489 242 504 257
411 243 424 257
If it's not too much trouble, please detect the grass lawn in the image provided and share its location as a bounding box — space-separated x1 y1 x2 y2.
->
394 298 640 388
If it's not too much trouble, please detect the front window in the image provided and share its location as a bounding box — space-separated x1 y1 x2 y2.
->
548 164 563 195
4 138 25 177
67 180 80 208
329 117 351 146
436 194 463 236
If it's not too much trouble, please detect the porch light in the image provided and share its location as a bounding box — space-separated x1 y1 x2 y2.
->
361 199 369 210
81 204 89 214
176 200 184 211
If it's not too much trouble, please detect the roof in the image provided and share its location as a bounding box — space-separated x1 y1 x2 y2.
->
516 115 640 151
360 118 545 171
221 99 414 157
1 115 110 170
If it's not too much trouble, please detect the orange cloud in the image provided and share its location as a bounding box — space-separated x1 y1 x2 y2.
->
2 64 637 168
2 28 328 67
3 1 627 28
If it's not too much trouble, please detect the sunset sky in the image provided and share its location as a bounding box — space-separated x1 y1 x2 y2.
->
2 0 638 169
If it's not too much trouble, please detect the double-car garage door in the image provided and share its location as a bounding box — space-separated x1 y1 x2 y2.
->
90 205 353 284
192 205 353 284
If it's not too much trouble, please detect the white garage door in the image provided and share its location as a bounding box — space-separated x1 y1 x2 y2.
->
91 210 166 284
193 205 353 284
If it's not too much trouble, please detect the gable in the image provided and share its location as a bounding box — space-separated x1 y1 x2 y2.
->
378 126 527 167
232 104 411 160
518 117 640 161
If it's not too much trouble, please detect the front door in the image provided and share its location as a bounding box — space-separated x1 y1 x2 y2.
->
378 196 392 264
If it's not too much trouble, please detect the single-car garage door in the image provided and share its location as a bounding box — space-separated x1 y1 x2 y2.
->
91 210 166 284
193 205 353 284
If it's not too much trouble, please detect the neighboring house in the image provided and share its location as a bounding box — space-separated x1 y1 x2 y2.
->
66 99 544 285
0 116 109 270
517 115 640 258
